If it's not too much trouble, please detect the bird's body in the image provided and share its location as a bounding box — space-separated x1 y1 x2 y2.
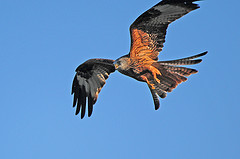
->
72 0 207 118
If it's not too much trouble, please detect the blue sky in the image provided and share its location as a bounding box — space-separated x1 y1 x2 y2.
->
1 0 239 158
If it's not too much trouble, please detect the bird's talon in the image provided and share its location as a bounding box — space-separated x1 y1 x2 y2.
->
151 84 155 89
156 78 160 83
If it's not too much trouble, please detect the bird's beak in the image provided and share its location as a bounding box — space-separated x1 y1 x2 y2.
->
114 63 119 69
113 61 119 69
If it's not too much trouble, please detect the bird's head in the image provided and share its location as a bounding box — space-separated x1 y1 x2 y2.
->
114 56 130 71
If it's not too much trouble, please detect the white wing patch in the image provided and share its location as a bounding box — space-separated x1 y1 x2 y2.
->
153 4 191 24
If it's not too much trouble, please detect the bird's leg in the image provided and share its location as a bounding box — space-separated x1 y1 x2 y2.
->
146 65 161 84
140 75 155 89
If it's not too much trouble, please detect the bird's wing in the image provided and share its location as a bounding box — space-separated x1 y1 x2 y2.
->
148 85 161 110
129 0 200 61
71 59 115 119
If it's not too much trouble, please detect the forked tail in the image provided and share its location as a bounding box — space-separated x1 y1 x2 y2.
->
148 51 208 110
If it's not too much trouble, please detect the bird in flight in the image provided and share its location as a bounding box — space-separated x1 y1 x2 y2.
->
72 0 207 119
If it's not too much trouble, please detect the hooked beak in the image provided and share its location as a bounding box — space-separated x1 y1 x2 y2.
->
113 61 119 69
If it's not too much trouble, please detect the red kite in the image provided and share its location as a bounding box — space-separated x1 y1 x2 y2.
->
72 0 207 118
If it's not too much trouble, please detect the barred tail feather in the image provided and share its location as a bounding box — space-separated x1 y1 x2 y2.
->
159 51 207 66
147 51 207 109
163 65 198 76
148 86 160 110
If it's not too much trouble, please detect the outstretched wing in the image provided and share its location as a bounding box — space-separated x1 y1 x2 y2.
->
71 59 115 119
129 0 200 61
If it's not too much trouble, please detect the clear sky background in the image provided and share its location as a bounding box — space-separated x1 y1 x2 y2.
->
1 0 239 159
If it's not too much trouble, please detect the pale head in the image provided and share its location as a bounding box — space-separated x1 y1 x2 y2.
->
114 56 130 71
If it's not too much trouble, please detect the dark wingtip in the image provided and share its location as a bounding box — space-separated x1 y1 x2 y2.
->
191 69 198 74
155 103 160 110
88 106 93 117
160 93 167 98
81 110 85 119
81 113 85 119
73 93 77 108
88 111 93 117
73 102 76 108
75 107 80 115
194 59 202 64
198 51 208 57
71 75 77 95
88 96 94 117
75 98 81 115
178 59 202 65
80 92 86 119
159 0 201 4
81 104 86 119
148 86 161 110
186 51 208 61
154 95 160 110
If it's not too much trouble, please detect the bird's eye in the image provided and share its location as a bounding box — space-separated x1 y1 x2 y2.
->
117 61 121 65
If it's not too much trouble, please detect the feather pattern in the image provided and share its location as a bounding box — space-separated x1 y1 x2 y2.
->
72 59 115 118
129 0 200 60
148 85 160 110
146 51 207 109
159 51 208 65
72 0 207 118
